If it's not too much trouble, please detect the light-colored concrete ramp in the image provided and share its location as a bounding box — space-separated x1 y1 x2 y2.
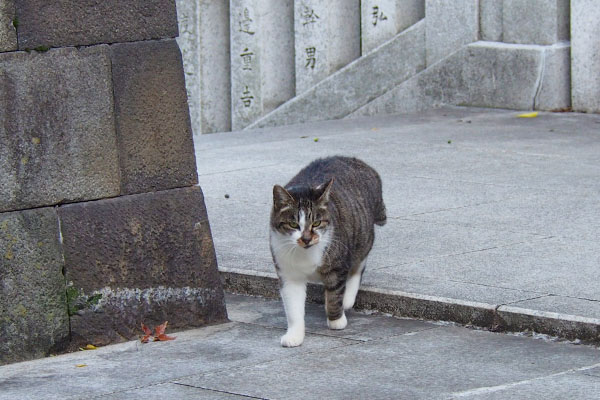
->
196 107 600 342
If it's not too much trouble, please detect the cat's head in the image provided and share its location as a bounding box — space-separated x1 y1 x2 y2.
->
270 179 333 249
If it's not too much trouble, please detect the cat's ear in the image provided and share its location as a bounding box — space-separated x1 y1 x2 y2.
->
273 185 294 209
315 178 334 202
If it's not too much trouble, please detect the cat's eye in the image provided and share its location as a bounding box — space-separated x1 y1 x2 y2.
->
288 221 299 229
312 221 321 227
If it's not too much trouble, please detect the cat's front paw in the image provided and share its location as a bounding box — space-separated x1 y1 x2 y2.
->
280 330 304 347
327 313 347 330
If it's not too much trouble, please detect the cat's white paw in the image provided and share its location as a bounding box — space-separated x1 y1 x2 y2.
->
281 330 304 347
327 314 347 330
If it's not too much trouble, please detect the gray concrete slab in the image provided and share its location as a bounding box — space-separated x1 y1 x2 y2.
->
0 321 352 400
372 238 600 300
1 294 598 399
194 108 600 341
177 322 600 400
226 293 436 341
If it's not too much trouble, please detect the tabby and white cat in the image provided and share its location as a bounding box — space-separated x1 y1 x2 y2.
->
270 156 386 347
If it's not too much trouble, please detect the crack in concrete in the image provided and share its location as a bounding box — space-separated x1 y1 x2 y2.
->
197 163 282 177
388 198 509 219
449 362 600 398
172 382 269 399
532 47 547 110
368 237 553 272
397 216 553 239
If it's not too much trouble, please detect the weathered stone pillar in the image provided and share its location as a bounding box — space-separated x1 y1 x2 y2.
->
479 0 503 42
571 0 600 113
177 0 231 135
294 0 360 94
502 0 570 45
230 0 295 130
425 0 479 66
361 0 424 54
1 0 227 365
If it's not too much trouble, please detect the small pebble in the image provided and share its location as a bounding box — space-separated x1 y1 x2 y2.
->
224 194 230 199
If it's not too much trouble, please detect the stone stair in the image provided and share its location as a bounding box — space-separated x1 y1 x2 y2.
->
247 20 426 129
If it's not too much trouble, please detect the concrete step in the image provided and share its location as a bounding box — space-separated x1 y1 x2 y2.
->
246 20 425 129
221 267 600 344
351 40 571 118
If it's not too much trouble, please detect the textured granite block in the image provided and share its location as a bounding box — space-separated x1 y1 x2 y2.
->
58 186 227 346
361 0 424 54
0 46 120 213
535 43 571 111
14 0 178 49
571 0 600 113
177 0 231 134
294 0 360 94
0 207 69 365
425 0 479 66
248 21 425 129
0 0 17 52
480 0 503 41
230 0 294 130
503 0 570 45
111 39 198 194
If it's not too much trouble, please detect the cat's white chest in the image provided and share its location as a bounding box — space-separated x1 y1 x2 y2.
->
270 229 329 281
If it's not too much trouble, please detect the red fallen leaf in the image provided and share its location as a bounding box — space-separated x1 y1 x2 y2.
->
154 321 168 336
140 321 176 343
140 323 152 343
154 333 176 341
153 321 176 341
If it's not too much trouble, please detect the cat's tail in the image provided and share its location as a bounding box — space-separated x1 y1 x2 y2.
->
374 199 387 226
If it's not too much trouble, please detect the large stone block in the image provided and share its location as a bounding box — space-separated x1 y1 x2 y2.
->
361 0 424 54
0 46 120 213
177 0 231 134
230 0 295 130
111 39 198 194
503 0 570 45
58 186 227 346
0 207 69 365
571 0 600 113
0 0 17 52
425 0 479 66
352 41 551 116
248 21 426 129
14 0 178 49
294 0 360 94
479 0 503 41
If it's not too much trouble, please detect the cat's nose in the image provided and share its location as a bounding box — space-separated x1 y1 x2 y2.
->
301 236 311 245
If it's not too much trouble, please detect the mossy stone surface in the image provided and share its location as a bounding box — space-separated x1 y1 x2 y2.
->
0 207 69 365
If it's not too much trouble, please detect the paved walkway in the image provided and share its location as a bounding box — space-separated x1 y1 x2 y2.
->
1 294 599 399
196 108 600 341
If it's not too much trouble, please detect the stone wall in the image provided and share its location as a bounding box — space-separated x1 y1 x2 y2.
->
0 0 227 365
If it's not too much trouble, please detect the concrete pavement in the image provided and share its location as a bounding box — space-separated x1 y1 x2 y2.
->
196 107 600 342
1 294 598 399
